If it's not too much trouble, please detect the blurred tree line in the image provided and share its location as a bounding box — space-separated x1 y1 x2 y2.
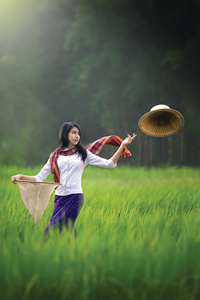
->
0 0 199 167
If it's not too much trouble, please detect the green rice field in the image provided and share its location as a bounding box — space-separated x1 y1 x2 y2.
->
1 165 200 300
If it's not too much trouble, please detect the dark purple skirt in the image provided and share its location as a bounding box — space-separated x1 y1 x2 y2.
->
45 193 84 237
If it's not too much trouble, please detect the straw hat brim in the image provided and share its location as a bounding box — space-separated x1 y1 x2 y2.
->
138 108 184 137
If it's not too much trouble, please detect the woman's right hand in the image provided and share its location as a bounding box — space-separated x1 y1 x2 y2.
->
11 174 21 184
11 174 36 184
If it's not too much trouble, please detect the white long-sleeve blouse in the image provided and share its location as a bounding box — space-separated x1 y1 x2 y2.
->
35 149 117 196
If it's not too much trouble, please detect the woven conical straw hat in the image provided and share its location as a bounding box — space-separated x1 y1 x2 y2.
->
138 104 184 137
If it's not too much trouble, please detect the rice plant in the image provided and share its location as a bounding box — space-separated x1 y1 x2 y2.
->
1 165 200 300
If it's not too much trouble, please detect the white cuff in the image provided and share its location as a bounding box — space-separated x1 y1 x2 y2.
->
108 158 117 169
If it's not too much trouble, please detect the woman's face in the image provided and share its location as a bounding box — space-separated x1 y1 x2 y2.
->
67 126 80 148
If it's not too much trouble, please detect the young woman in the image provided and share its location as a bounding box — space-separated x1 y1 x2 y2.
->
11 122 137 236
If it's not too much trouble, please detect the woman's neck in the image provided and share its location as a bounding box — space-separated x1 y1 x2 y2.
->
66 143 75 150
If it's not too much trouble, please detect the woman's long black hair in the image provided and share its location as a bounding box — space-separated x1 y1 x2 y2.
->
58 122 87 162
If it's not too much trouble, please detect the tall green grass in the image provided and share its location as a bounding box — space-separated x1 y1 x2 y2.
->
1 166 200 300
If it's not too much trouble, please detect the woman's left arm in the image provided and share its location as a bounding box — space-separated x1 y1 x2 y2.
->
111 133 137 165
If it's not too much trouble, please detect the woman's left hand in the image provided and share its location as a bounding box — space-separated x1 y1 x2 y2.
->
111 133 137 164
122 133 137 146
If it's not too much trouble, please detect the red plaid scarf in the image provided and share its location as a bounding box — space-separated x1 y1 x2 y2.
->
50 135 131 183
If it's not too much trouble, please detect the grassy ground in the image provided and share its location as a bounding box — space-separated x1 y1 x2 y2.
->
0 165 200 300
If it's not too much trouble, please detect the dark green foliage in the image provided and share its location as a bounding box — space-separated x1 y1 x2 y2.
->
0 0 200 166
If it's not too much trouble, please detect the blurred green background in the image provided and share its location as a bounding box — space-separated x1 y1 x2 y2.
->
0 0 199 167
